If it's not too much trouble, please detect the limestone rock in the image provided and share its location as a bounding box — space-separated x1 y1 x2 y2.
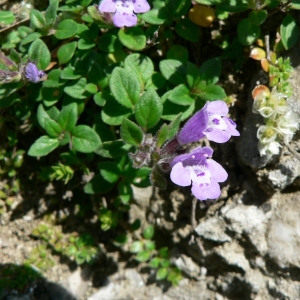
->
267 192 300 268
194 217 231 243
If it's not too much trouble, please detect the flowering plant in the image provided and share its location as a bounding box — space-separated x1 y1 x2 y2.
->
0 0 299 289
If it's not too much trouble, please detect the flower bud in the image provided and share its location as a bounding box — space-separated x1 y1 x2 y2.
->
189 4 215 27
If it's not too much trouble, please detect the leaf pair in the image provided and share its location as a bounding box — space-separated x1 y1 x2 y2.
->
29 103 100 156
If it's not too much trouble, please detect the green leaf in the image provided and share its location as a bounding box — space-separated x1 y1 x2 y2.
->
37 104 60 130
84 174 115 194
98 31 122 52
21 32 42 46
98 161 120 183
64 78 87 99
168 84 194 106
124 54 154 83
167 45 189 63
28 39 51 70
145 240 155 251
78 38 95 50
45 0 58 25
162 100 195 121
280 15 300 50
217 0 249 12
94 92 106 106
72 125 101 153
141 8 168 25
118 27 146 51
135 250 151 262
130 241 143 253
186 62 200 88
149 257 161 268
30 9 46 29
156 268 168 280
85 83 98 94
248 10 267 26
9 49 21 65
156 124 169 149
199 57 221 85
54 19 78 39
159 59 186 85
167 113 182 140
110 67 141 108
175 18 200 42
120 119 144 146
135 89 163 129
143 225 154 240
145 72 167 90
57 42 77 65
0 11 15 25
61 67 81 80
28 136 59 156
44 118 62 137
57 103 78 132
197 85 226 101
159 247 169 258
42 69 63 87
95 140 132 158
237 18 260 46
118 182 133 204
101 94 131 126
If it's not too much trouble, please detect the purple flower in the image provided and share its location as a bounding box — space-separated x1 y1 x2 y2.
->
98 0 150 27
24 62 45 83
170 146 228 200
177 100 240 144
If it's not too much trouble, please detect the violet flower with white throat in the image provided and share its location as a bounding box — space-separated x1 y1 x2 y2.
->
170 146 228 201
177 100 239 144
98 0 150 27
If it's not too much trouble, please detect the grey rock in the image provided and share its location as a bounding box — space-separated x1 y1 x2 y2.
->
194 217 231 243
222 203 271 255
267 156 300 191
268 277 300 300
213 242 250 272
172 254 201 280
267 192 300 268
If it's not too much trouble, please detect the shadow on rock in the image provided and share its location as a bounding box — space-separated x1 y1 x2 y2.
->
0 263 76 300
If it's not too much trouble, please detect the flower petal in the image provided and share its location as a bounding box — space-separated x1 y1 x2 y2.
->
113 10 137 27
133 0 150 13
206 100 228 116
171 146 213 167
223 117 240 136
204 128 231 143
170 153 191 168
99 0 116 12
206 159 228 182
177 109 208 144
191 180 221 200
170 162 191 186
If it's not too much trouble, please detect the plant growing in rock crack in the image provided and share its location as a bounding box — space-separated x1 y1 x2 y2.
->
250 18 300 157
